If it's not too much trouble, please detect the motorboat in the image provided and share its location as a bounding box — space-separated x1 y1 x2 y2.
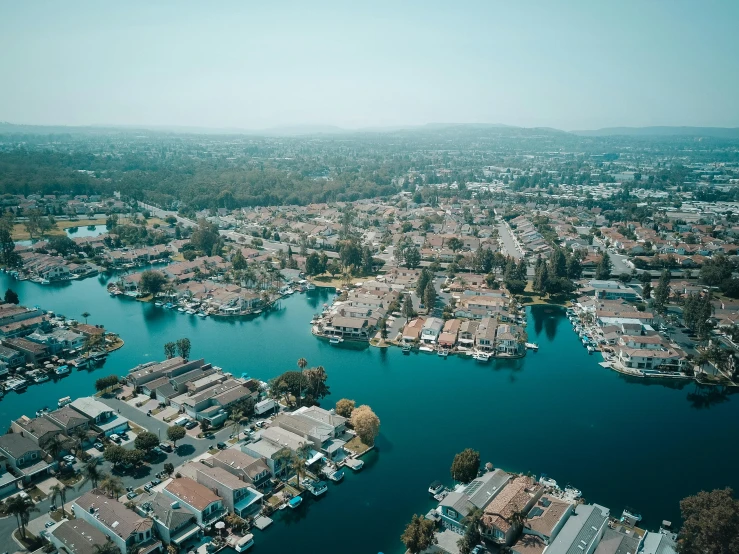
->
329 336 344 345
401 344 411 354
328 469 344 483
525 342 539 351
437 348 449 357
419 345 434 353
302 478 328 497
234 534 254 552
288 496 303 509
587 345 595 353
154 301 163 307
34 373 50 383
186 309 197 315
6 378 28 391
564 486 582 499
198 312 207 318
428 480 444 496
539 475 558 489
472 351 491 362
54 365 70 376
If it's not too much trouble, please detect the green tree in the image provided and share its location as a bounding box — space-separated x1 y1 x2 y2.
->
166 425 186 446
123 449 145 467
164 341 177 359
49 483 69 517
424 280 437 311
595 251 612 280
103 445 126 466
6 495 37 539
163 463 175 475
401 514 437 554
95 375 119 394
176 337 191 360
140 270 168 296
451 448 480 483
404 246 421 269
0 227 21 267
231 249 247 270
81 311 91 324
79 458 105 489
447 237 463 252
402 294 416 320
653 269 671 314
4 288 19 304
134 431 160 453
457 508 483 554
100 475 125 498
678 487 739 554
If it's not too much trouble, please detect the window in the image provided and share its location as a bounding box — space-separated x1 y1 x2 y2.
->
447 508 457 519
495 528 505 540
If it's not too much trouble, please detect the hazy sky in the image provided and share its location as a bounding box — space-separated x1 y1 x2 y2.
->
1 0 738 130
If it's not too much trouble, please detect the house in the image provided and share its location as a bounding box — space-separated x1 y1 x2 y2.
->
522 494 573 544
11 415 64 449
544 503 610 554
241 440 286 476
133 492 200 547
475 317 498 352
482 475 543 545
588 280 641 301
641 531 678 554
438 319 460 348
0 433 51 484
163 477 226 526
421 317 444 344
326 315 373 340
74 489 159 554
496 324 524 356
593 526 641 554
70 397 130 437
2 337 49 364
0 344 25 368
205 449 272 487
402 317 425 343
48 519 110 554
190 465 264 517
458 320 479 347
44 405 91 437
272 406 347 461
0 455 21 497
438 469 511 533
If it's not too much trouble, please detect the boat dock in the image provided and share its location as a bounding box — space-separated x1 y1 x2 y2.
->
344 458 364 471
253 516 273 530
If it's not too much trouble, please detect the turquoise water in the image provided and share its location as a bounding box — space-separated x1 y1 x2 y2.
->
65 224 107 238
1 273 738 554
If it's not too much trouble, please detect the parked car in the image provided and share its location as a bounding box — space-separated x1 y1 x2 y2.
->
63 455 76 464
143 484 152 492
159 442 173 452
45 521 55 528
94 442 104 451
126 491 138 500
110 434 121 444
185 420 198 430
217 442 227 450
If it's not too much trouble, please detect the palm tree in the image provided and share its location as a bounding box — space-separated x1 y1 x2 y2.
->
7 495 37 539
49 483 68 517
43 435 65 461
292 453 307 485
79 458 105 490
274 448 293 480
93 539 120 554
72 427 89 457
230 409 244 439
100 475 124 498
297 358 308 407
81 311 91 324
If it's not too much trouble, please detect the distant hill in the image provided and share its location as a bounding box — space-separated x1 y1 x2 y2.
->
572 126 739 139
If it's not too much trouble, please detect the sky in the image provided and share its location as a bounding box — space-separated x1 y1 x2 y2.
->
1 0 738 131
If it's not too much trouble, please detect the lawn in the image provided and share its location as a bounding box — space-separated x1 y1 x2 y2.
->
345 435 372 455
13 529 43 551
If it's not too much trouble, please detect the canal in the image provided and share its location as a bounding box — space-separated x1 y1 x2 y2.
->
1 273 738 554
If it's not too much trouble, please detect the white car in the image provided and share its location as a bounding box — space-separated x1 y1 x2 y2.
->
63 455 76 464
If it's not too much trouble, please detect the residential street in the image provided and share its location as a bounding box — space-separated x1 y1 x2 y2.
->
0 397 232 553
497 222 522 260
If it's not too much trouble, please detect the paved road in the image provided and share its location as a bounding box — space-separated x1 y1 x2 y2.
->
497 222 522 260
139 202 196 229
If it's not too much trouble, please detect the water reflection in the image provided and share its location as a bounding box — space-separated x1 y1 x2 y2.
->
687 384 737 409
529 305 562 341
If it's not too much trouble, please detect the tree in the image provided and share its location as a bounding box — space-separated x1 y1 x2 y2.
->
451 448 480 484
401 514 437 554
49 483 68 517
140 270 168 296
103 445 127 466
48 235 78 256
595 251 612 280
164 341 177 359
274 447 294 479
404 246 421 269
416 269 432 297
398 296 414 322
0 227 21 267
640 273 652 301
163 462 175 475
4 288 19 304
95 375 119 394
678 487 739 554
335 398 355 418
447 237 463 252
305 252 322 276
176 337 191 360
350 405 380 446
100 475 125 498
123 449 145 467
424 280 437 311
457 508 483 554
231 249 247 270
135 431 160 453
653 269 671 314
304 365 330 405
79 458 105 489
81 311 91 324
6 495 37 540
379 318 388 341
700 255 733 287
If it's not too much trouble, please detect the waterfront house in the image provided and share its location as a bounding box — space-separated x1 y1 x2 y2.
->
48 519 110 554
325 315 373 340
44 405 91 437
402 317 425 343
510 534 547 554
593 526 641 554
522 494 573 544
272 406 347 461
127 357 206 388
74 489 159 554
0 344 26 368
475 317 498 352
133 492 200 547
482 475 543 545
438 319 460 348
70 397 130 437
641 531 678 554
163 477 226 527
0 456 21 497
3 337 50 364
0 304 44 328
205 449 272 487
11 415 65 450
0 433 51 484
455 295 508 319
457 320 479 348
190 465 264 517
544 503 610 554
438 469 511 534
496 324 524 356
587 280 641 301
241 440 284 476
421 318 444 344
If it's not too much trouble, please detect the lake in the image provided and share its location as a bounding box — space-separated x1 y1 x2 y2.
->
1 273 738 554
65 224 107 238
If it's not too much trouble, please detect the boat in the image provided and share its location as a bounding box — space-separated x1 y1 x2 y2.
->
473 352 491 362
327 469 345 483
564 486 582 499
306 283 316 290
234 534 254 552
525 342 539 351
177 307 186 313
437 348 449 357
329 336 343 345
428 480 444 496
6 378 28 391
621 509 642 526
34 374 50 383
154 301 163 307
401 344 411 354
539 475 558 489
288 496 303 509
198 312 207 318
186 309 197 315
587 345 595 354
165 303 174 309
419 345 434 353
302 478 328 497
54 365 70 376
